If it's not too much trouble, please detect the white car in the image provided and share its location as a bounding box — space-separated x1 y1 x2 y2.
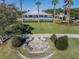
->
73 20 79 23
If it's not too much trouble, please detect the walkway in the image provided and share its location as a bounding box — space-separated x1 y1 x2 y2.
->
28 34 79 38
17 50 56 59
17 34 79 59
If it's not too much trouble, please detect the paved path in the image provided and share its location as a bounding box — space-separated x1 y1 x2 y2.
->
28 34 79 38
17 50 56 59
1 34 79 40
17 34 79 59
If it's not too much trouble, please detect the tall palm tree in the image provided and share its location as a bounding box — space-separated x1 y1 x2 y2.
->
35 0 41 23
1 0 6 14
20 0 23 23
51 0 58 20
2 0 5 4
64 0 73 23
1 0 5 5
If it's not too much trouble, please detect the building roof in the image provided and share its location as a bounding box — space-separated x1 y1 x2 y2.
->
24 10 50 15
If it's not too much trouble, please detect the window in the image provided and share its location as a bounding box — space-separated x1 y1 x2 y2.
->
34 15 38 18
39 15 43 17
28 15 33 18
44 15 48 18
24 15 27 18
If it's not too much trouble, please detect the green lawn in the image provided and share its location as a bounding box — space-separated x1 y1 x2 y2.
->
49 38 79 59
24 23 79 34
0 40 21 59
0 23 79 59
0 38 79 59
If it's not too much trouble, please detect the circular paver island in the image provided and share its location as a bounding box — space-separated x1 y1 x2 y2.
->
18 37 56 59
27 37 49 53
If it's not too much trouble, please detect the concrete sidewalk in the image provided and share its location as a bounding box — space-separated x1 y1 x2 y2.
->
28 34 79 38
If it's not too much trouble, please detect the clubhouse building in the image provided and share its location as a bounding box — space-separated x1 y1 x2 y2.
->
23 10 53 20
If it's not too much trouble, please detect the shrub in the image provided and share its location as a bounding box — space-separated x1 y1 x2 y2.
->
50 34 57 42
12 36 26 48
55 36 69 50
5 23 34 35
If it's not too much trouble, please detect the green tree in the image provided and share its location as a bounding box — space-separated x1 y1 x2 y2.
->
35 0 41 23
19 0 23 23
5 23 34 35
51 0 58 20
71 8 79 17
9 23 34 48
0 3 18 35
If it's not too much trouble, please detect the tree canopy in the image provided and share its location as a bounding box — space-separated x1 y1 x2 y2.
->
35 0 41 7
0 3 18 34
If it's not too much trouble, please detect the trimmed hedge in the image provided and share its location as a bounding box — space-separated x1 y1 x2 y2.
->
55 36 69 50
23 19 53 23
50 34 69 51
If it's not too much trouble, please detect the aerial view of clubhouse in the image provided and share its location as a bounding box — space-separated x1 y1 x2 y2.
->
0 0 79 59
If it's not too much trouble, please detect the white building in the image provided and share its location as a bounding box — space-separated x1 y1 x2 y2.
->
23 10 53 20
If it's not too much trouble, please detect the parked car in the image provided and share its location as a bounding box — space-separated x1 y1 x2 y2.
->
72 20 79 23
70 16 79 23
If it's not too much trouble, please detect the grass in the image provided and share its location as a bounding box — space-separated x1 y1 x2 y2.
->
49 38 79 59
0 40 21 59
0 38 79 59
1 22 79 34
0 22 79 59
24 22 79 34
19 38 79 59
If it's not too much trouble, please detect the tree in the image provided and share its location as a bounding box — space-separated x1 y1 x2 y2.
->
51 0 58 20
17 10 27 18
35 0 41 23
0 3 18 35
3 22 34 43
1 0 6 8
19 0 23 23
9 23 33 48
5 23 34 35
64 0 73 23
71 8 79 17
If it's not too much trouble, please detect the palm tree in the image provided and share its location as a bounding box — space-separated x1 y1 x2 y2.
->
20 0 23 23
1 0 6 14
1 0 5 5
64 0 73 23
51 0 58 20
35 0 41 23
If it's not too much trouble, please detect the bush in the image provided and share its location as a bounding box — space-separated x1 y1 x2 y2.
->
5 23 34 35
55 36 69 50
12 36 26 48
50 34 57 42
23 19 53 23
